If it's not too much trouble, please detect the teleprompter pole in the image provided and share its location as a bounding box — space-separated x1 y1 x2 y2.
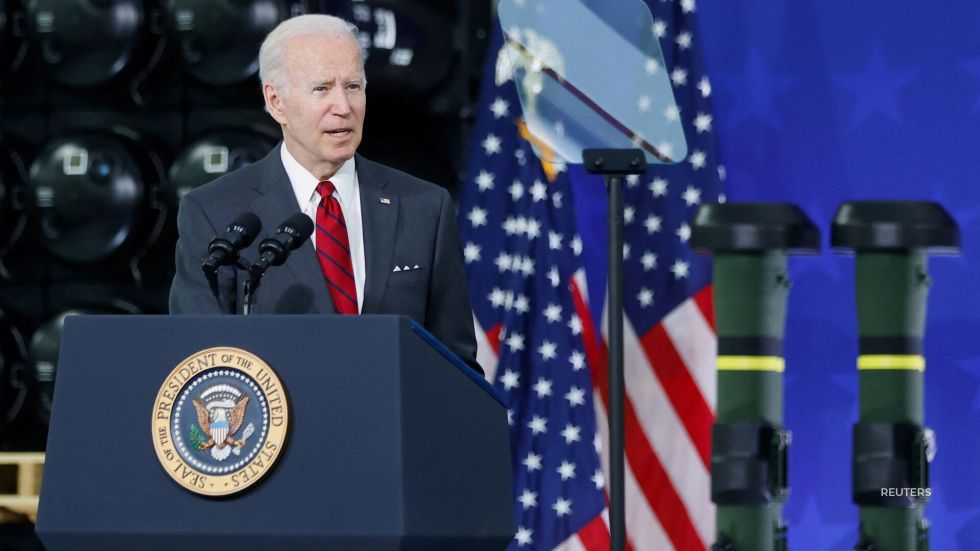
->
691 203 820 551
831 201 959 551
583 149 647 551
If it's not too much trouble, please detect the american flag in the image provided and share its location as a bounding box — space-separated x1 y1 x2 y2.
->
460 1 724 549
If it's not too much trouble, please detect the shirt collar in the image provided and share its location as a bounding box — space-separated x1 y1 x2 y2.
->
280 142 358 208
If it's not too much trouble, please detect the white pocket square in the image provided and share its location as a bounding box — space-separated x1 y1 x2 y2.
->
393 264 422 272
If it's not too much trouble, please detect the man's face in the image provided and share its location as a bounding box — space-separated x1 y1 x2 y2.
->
264 33 366 180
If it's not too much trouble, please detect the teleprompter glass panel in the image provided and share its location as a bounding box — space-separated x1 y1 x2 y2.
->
497 0 686 165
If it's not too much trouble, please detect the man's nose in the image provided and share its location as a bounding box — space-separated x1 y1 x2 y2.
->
329 88 352 116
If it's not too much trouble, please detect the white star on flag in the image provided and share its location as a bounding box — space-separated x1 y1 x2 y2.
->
482 134 502 155
548 231 563 250
553 497 572 518
518 489 538 510
475 170 494 191
671 67 689 86
489 96 510 119
650 178 669 197
637 288 654 307
694 112 713 133
676 222 692 242
561 424 582 444
671 259 691 279
527 415 548 435
500 369 520 390
645 214 663 234
641 251 658 271
689 150 707 170
538 341 558 361
682 185 702 206
543 303 563 323
564 386 586 407
514 527 533 546
463 242 481 264
556 461 576 481
467 207 487 227
523 452 542 472
530 180 547 202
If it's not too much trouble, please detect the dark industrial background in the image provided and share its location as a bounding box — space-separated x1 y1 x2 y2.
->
0 0 492 453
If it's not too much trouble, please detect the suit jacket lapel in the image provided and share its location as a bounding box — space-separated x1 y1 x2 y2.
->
248 146 335 314
356 154 397 314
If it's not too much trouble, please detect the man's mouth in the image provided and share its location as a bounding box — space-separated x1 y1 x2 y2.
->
325 129 352 138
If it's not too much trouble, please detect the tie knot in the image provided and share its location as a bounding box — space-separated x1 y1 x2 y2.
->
316 180 336 199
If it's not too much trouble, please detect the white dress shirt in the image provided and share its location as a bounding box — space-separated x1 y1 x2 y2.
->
280 143 365 312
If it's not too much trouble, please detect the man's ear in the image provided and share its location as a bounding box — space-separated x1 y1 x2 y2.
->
263 82 287 125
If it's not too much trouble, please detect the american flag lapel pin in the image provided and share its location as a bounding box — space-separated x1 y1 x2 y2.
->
380 197 390 205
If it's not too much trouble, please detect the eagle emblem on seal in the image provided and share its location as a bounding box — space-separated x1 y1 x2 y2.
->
190 384 255 461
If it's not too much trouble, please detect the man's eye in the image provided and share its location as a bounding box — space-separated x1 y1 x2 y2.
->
347 84 362 91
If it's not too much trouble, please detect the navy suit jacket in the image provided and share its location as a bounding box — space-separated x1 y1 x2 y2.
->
169 146 481 374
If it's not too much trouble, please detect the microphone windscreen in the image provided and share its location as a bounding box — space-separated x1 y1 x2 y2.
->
278 212 314 249
228 212 263 247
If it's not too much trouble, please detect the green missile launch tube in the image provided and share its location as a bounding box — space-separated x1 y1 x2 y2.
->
692 203 820 551
832 201 959 551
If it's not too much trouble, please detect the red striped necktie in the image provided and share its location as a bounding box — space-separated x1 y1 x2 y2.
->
314 180 358 314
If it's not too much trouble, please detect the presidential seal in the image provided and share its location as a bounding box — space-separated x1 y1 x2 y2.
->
152 347 288 496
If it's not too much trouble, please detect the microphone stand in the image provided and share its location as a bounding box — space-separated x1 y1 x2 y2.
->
238 257 258 316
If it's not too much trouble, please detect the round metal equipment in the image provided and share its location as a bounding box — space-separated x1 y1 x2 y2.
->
29 134 148 263
169 130 275 199
27 0 146 87
163 0 286 86
0 307 28 433
30 304 139 426
0 145 27 260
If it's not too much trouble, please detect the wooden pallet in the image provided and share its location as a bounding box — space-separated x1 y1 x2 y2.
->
0 452 44 523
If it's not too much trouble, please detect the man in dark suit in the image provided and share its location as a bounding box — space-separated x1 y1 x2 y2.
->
169 14 480 373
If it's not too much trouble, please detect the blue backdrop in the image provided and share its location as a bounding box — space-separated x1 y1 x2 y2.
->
566 1 980 548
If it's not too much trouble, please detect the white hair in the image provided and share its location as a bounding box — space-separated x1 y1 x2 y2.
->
258 14 365 93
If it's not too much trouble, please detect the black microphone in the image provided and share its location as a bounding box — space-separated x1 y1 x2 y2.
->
248 213 314 278
202 212 262 298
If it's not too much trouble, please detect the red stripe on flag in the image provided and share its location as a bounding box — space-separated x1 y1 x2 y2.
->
640 325 713 469
576 514 611 551
693 285 715 330
485 322 502 355
568 278 707 551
